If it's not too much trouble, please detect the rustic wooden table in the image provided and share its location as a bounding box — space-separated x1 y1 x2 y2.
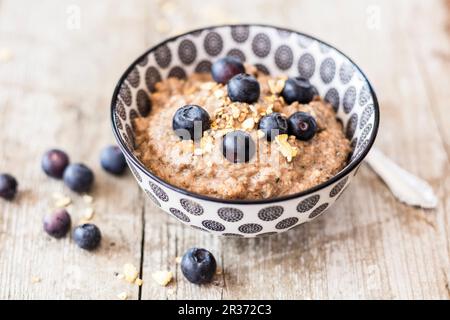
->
0 0 449 300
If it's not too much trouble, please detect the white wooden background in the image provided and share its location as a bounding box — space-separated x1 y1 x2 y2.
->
0 0 449 299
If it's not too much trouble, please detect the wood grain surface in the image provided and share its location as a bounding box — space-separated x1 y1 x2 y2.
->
0 0 449 300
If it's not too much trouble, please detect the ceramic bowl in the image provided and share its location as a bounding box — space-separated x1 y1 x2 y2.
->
111 24 379 237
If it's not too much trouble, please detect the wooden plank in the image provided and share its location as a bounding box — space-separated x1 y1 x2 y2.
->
0 0 148 299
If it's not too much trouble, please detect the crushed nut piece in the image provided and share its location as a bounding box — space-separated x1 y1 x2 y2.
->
82 207 95 220
267 79 276 94
77 219 91 225
175 256 182 264
117 292 128 300
54 196 72 208
214 128 233 139
152 271 173 286
116 273 125 280
275 134 298 162
231 105 241 119
52 192 65 199
200 136 214 154
244 63 257 75
200 82 216 90
31 276 41 284
123 263 139 283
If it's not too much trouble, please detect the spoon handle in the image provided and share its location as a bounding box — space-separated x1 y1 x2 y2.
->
364 147 438 209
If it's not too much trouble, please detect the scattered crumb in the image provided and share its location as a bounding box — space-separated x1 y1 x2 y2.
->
52 192 65 199
274 134 298 162
160 0 177 14
257 129 266 139
54 196 72 208
82 194 94 204
123 263 139 283
212 280 222 287
0 48 13 63
82 207 95 220
152 271 172 286
241 117 255 130
31 276 41 284
167 288 175 295
175 256 182 264
134 278 143 286
216 268 223 275
117 292 128 300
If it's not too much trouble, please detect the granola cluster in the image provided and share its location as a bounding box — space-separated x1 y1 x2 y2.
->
157 67 299 162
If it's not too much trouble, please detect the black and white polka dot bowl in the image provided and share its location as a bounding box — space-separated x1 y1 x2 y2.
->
111 24 379 238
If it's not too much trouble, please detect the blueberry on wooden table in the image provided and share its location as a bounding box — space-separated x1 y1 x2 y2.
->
282 77 317 104
0 173 18 200
63 163 94 193
73 223 101 250
211 56 245 84
288 111 317 141
222 130 256 163
43 208 71 238
227 73 260 104
41 149 70 179
172 104 211 141
100 145 127 175
181 248 217 285
258 112 289 141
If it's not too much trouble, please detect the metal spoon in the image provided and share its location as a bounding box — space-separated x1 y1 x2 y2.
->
364 147 438 209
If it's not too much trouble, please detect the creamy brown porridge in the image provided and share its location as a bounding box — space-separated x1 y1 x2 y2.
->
133 61 351 200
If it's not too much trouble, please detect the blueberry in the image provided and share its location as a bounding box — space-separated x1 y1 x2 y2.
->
100 145 127 175
281 77 317 104
63 163 94 193
43 209 71 238
211 56 245 84
222 130 256 163
258 112 288 141
41 149 70 179
0 173 18 200
227 73 260 103
181 248 217 284
73 223 101 250
172 104 211 141
288 112 317 141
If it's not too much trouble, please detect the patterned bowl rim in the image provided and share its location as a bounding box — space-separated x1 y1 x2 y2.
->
110 23 380 205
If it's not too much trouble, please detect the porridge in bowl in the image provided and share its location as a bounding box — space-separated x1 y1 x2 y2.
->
133 57 351 200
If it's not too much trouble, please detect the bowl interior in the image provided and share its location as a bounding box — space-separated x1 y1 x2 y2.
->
112 24 378 202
